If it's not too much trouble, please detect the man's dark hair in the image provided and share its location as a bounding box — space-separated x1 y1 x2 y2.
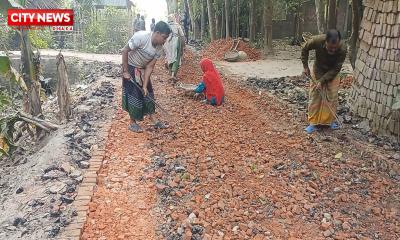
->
326 29 341 44
136 14 140 18
154 21 171 35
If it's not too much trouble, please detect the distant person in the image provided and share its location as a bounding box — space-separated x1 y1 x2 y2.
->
121 21 171 132
193 58 225 106
164 14 185 83
301 29 347 134
150 18 156 31
140 15 146 31
133 14 141 33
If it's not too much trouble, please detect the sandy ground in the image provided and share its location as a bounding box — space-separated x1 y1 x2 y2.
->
214 50 353 80
0 130 68 239
215 59 304 79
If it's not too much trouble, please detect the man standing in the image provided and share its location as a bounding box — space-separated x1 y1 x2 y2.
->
132 14 141 33
301 29 347 134
150 18 156 32
164 14 186 83
140 15 146 31
121 21 171 132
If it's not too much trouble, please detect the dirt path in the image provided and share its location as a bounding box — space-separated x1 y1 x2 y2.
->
10 50 122 64
213 47 352 80
81 49 399 239
215 59 303 79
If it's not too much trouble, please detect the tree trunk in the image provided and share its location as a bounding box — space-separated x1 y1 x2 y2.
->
343 0 350 38
257 7 263 39
292 4 304 45
232 1 236 37
207 0 217 41
349 0 362 69
173 0 178 13
166 0 178 14
315 0 326 34
263 0 273 54
215 10 220 39
190 0 201 40
249 0 256 42
221 2 225 38
167 0 171 14
20 30 43 137
201 0 206 40
292 7 304 45
20 30 42 118
215 13 219 39
195 19 201 40
225 0 230 38
56 53 72 121
186 0 195 41
236 0 240 38
327 0 337 29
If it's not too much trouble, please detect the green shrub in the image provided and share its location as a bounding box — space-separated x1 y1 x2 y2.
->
82 7 131 53
84 21 106 52
0 27 17 50
29 28 54 49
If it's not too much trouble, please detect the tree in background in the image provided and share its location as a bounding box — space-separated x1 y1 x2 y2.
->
327 0 337 29
167 0 179 14
284 0 305 45
249 0 256 42
201 0 206 40
263 0 273 54
314 0 326 34
224 0 230 38
235 0 239 38
349 0 363 69
207 0 216 41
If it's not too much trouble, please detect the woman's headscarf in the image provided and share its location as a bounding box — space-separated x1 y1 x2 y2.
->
200 58 224 105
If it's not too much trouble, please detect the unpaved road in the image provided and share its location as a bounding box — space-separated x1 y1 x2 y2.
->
9 50 122 64
215 59 303 79
81 49 399 240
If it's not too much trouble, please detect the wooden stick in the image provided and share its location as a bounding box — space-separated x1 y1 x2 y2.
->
18 112 59 130
18 116 51 132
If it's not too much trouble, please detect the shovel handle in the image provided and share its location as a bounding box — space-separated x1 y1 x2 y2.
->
233 39 240 51
129 78 171 117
